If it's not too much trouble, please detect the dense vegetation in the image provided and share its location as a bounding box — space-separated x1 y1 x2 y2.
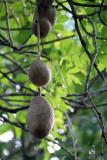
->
0 0 107 159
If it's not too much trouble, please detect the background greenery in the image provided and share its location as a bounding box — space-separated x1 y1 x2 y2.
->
0 0 107 159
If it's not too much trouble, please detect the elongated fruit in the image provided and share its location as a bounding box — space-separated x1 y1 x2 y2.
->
32 17 52 38
27 96 54 139
29 58 51 86
39 6 57 25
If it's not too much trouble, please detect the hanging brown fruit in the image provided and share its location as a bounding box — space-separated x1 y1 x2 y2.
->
38 0 54 6
29 58 51 86
27 96 54 139
46 6 57 25
32 16 52 38
39 6 57 25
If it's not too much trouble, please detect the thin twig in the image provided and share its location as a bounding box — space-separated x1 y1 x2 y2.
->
4 0 13 44
45 138 80 160
99 0 107 26
67 0 105 81
84 16 98 92
0 115 28 132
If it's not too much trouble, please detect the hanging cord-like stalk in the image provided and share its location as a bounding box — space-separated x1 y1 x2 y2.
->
34 0 42 59
35 0 42 95
41 38 44 52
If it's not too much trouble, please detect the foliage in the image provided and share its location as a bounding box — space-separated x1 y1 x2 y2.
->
0 0 107 159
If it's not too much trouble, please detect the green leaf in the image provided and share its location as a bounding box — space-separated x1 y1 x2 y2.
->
0 123 11 135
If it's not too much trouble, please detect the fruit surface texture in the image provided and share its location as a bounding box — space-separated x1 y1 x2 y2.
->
29 59 51 86
27 96 54 139
32 17 52 37
39 6 57 25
